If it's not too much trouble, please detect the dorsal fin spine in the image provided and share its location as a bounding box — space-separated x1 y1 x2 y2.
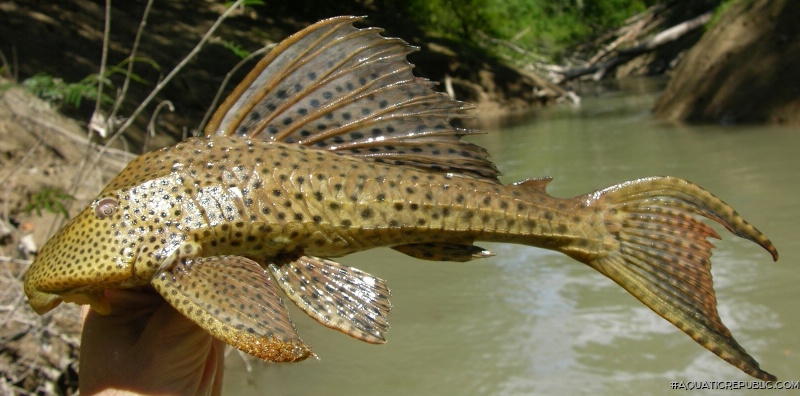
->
245 21 357 137
206 17 362 136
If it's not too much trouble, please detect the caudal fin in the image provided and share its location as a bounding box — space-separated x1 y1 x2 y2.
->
584 176 777 381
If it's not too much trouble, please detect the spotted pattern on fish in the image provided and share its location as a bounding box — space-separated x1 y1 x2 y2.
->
23 16 779 381
153 256 311 361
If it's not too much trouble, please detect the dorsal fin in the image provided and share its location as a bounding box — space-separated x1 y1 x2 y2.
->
205 16 500 181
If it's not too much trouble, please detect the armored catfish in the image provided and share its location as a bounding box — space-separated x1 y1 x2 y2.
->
23 16 778 380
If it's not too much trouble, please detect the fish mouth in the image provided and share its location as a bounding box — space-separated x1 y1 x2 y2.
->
27 288 111 315
27 289 63 315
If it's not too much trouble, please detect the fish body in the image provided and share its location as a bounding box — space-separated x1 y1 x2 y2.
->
23 16 778 379
27 137 594 310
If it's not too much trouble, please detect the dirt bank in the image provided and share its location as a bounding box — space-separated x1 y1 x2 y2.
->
653 0 800 124
0 85 82 395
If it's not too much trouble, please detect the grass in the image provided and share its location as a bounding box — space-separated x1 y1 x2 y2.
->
21 58 158 109
23 188 75 219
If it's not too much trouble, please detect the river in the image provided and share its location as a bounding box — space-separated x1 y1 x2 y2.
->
223 78 800 395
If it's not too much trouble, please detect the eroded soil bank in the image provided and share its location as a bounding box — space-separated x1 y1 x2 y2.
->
654 0 800 124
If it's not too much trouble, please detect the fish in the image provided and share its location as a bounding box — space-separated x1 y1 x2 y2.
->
23 16 778 380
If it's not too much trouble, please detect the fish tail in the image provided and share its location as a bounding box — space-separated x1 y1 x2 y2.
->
576 176 777 380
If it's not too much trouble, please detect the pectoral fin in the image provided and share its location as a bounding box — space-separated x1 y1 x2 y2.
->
392 243 494 262
151 255 313 362
268 256 391 344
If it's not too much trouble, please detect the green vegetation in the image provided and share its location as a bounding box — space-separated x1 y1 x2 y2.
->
22 72 114 108
224 0 264 7
24 188 75 219
400 0 664 59
21 58 157 109
708 0 754 28
217 40 252 59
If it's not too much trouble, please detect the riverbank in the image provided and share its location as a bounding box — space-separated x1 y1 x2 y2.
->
653 0 800 124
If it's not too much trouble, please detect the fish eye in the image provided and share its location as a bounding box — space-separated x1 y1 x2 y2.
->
95 197 118 219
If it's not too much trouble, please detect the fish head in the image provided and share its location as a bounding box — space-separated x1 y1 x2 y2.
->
24 150 189 315
23 194 136 315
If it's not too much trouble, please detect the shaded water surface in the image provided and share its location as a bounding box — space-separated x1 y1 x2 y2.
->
224 79 800 395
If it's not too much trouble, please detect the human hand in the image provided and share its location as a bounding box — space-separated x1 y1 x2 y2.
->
79 288 225 395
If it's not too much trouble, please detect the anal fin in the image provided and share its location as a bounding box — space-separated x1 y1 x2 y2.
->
268 256 391 344
151 256 313 362
392 243 495 262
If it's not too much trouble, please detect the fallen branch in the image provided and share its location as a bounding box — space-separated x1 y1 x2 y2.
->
556 10 713 84
475 30 548 63
619 10 712 56
587 8 658 64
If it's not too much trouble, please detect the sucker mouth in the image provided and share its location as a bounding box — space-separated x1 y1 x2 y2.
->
27 287 112 315
27 290 63 315
61 290 111 315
